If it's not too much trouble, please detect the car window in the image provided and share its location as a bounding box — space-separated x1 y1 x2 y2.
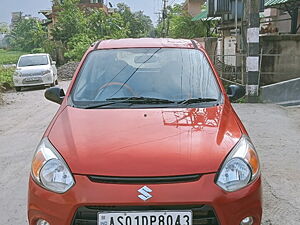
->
18 55 49 67
71 48 222 107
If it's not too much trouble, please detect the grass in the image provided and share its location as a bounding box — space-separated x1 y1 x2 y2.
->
0 49 26 65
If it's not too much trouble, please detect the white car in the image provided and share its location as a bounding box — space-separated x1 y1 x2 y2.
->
13 53 58 91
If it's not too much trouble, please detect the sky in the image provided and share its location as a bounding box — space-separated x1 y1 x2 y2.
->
0 0 184 25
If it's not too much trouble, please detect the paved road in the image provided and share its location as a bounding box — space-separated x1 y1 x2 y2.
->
0 81 299 225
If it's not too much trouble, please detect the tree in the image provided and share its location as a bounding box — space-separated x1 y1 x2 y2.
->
64 33 93 61
9 0 155 62
0 23 9 34
52 0 88 44
156 4 208 39
9 18 46 52
117 3 154 38
87 9 128 39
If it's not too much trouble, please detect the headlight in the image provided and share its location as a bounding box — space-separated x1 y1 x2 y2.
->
216 135 260 192
13 71 21 77
31 138 75 193
42 70 51 75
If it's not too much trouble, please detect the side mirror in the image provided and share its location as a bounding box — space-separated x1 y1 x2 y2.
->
45 87 65 104
52 61 56 65
227 85 245 102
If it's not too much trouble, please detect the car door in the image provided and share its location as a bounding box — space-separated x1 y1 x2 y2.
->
49 55 58 80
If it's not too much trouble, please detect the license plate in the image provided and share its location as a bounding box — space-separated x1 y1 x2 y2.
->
98 211 192 225
25 77 40 81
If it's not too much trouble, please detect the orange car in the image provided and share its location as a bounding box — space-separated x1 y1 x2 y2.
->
28 39 262 225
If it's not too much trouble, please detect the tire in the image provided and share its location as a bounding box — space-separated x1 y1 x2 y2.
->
55 80 58 85
15 87 21 92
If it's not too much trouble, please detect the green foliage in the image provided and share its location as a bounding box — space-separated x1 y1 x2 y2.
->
168 14 206 39
43 40 62 60
0 66 14 86
117 3 154 38
9 1 154 62
0 49 26 65
52 0 88 44
64 33 94 61
0 23 9 34
87 9 128 39
31 48 45 54
10 18 47 52
156 4 215 39
235 96 246 104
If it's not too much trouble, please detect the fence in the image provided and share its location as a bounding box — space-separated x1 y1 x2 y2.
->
209 53 300 87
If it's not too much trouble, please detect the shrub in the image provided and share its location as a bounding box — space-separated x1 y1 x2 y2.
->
0 66 14 87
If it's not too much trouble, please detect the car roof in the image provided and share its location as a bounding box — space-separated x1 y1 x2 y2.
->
20 53 49 57
95 38 200 50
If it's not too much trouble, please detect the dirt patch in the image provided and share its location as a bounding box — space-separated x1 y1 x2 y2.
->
57 61 80 80
233 104 300 225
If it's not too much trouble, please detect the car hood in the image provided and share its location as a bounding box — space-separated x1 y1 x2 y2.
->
48 105 242 176
17 65 50 74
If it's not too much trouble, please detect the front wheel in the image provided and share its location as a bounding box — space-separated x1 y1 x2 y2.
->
15 87 21 92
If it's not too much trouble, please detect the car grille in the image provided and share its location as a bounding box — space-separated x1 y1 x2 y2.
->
20 72 42 77
71 205 220 225
88 174 201 184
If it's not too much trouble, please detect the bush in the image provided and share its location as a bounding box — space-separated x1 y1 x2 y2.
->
0 66 14 86
31 48 45 54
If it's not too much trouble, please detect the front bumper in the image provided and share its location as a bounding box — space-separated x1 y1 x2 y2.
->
13 74 54 87
28 174 262 225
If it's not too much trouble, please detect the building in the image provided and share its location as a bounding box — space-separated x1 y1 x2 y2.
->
261 0 300 34
192 0 300 34
190 0 300 86
183 0 205 17
10 12 23 28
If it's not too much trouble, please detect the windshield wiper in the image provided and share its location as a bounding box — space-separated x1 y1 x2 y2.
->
107 97 175 104
83 97 175 109
177 98 219 105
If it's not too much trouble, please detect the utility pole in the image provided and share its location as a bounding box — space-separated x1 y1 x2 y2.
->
155 12 162 24
162 0 168 37
245 0 260 102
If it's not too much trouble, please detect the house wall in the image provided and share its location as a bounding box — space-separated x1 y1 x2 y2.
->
260 77 300 106
260 34 300 85
188 1 201 17
183 0 205 17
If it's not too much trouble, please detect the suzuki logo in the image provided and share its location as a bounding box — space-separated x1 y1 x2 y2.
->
138 186 153 201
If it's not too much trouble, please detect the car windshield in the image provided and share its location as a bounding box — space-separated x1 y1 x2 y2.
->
71 48 222 108
18 55 49 67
